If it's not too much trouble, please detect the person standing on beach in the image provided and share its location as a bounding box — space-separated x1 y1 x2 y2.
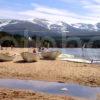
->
11 45 14 50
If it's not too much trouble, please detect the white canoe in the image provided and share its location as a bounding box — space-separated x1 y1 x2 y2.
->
42 51 61 60
21 52 39 62
58 54 75 59
0 53 14 61
61 58 91 64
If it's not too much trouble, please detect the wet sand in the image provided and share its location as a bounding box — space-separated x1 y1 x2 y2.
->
0 88 88 100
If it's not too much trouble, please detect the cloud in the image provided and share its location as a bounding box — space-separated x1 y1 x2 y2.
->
31 3 79 18
58 0 77 3
80 0 100 15
94 0 100 4
19 3 100 24
0 9 30 20
59 0 100 13
0 2 100 24
19 4 81 22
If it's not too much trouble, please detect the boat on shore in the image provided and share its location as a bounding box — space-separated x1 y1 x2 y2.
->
61 58 91 63
0 53 15 61
41 51 61 60
21 52 39 62
58 54 75 59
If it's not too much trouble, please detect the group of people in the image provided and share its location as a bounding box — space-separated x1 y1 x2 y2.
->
0 45 49 54
33 47 49 54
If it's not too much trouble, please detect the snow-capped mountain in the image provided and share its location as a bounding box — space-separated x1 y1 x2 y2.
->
33 18 100 31
0 18 100 37
0 19 21 31
0 19 18 26
71 23 99 31
32 18 49 29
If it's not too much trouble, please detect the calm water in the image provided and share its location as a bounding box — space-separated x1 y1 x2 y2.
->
0 79 100 100
50 48 100 61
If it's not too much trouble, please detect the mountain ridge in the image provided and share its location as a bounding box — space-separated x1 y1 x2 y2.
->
0 18 100 37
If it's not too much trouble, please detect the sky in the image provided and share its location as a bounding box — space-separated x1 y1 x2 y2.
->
0 0 100 24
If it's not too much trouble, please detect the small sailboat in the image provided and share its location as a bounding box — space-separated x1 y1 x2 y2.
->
21 52 39 62
0 53 15 61
42 51 61 60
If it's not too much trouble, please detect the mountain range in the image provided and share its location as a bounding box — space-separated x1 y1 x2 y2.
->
0 18 100 37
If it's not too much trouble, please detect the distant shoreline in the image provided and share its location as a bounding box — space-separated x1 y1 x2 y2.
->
0 31 100 48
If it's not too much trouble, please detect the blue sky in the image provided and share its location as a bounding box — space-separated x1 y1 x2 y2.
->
0 0 100 23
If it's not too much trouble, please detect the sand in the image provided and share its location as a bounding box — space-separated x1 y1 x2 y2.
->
0 48 100 100
0 88 89 100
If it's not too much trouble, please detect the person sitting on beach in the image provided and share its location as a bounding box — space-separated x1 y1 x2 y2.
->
41 47 45 51
38 47 41 52
33 48 38 54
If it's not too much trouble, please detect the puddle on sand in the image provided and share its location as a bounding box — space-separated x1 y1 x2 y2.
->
0 79 100 100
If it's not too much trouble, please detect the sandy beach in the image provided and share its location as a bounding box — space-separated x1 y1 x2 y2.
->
0 88 88 100
0 48 100 100
0 48 100 86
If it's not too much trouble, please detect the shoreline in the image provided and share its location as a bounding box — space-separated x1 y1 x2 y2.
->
0 48 100 99
0 48 100 87
0 88 89 100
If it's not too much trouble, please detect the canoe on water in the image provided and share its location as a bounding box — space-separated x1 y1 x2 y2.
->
41 51 61 60
0 53 15 61
21 52 39 62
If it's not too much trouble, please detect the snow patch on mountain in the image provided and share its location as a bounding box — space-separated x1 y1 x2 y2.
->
0 19 19 28
71 23 98 31
32 18 64 30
